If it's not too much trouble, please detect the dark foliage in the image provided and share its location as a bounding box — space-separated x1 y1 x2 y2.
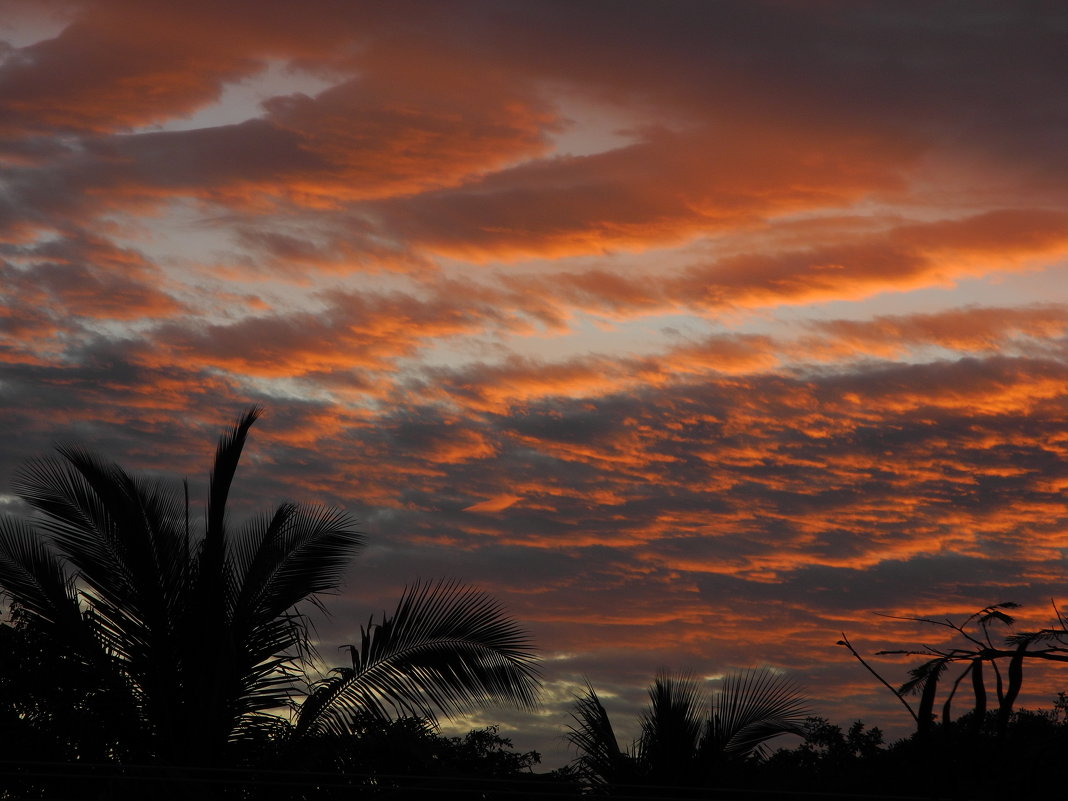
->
220 715 576 801
759 700 1068 801
0 409 540 800
759 717 890 795
567 668 809 794
294 579 540 737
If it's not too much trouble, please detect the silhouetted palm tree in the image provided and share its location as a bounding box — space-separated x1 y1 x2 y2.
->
0 408 540 796
568 668 808 791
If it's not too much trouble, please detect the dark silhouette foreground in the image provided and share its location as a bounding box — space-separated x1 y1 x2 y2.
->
0 408 539 799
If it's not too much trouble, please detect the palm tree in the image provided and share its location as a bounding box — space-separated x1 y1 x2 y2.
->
568 668 808 791
0 408 540 795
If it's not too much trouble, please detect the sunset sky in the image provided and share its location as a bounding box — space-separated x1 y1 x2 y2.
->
1 0 1066 766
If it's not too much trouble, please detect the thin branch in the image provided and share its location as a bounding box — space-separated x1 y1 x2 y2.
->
941 661 973 725
980 618 996 650
1052 599 1067 633
838 634 918 724
874 611 987 651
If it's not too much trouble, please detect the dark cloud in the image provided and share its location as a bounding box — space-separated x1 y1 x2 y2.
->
698 555 1064 613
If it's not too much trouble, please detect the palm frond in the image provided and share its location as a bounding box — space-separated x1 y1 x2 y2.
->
978 609 1016 627
294 579 540 737
913 657 948 732
187 407 262 729
12 451 136 609
567 685 632 786
638 672 706 763
0 516 143 731
206 406 261 552
14 449 189 636
705 668 809 756
224 504 364 718
900 656 947 696
0 516 81 632
21 449 197 698
129 474 189 609
1005 629 1061 646
232 503 364 625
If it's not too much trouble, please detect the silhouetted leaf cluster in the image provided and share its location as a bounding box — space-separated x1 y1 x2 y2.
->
568 668 809 792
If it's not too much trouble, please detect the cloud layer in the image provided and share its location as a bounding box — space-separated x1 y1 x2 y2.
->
1 0 1066 767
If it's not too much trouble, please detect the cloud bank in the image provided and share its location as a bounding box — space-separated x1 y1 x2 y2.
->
1 0 1065 766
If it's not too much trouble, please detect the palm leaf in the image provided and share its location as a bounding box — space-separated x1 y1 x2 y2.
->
911 657 948 733
0 516 146 740
224 504 364 720
232 503 364 625
900 656 946 696
14 450 188 643
198 407 261 615
567 685 633 786
0 517 82 632
17 448 195 710
207 406 261 543
294 579 540 737
978 609 1016 627
12 451 137 612
705 668 809 757
638 672 705 763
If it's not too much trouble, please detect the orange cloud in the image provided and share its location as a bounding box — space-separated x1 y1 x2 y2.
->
475 211 1065 329
135 288 517 378
464 495 522 513
671 209 1067 311
0 11 256 134
375 125 909 261
806 304 1067 354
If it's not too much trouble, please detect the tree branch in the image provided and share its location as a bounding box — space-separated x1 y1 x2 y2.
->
838 634 918 724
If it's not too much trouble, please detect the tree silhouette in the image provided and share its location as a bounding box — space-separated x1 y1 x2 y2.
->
567 668 809 792
0 408 540 797
839 602 1068 738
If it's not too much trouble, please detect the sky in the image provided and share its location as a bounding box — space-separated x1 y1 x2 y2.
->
1 0 1066 768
